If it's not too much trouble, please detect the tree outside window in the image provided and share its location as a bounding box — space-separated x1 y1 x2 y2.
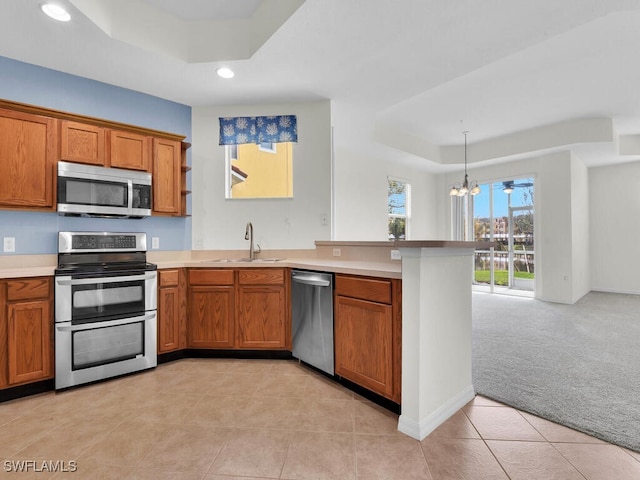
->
388 178 410 240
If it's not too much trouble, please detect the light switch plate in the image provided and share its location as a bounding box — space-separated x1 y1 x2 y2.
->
3 237 15 253
333 248 341 257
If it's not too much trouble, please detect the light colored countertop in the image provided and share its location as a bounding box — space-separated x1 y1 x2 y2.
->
157 258 402 279
0 240 489 280
0 257 401 280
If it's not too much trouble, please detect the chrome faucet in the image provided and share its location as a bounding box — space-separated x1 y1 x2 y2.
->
245 222 257 260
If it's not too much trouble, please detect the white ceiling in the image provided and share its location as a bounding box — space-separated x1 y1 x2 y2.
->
2 0 640 171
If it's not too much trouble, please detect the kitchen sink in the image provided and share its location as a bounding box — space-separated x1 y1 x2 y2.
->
201 258 284 263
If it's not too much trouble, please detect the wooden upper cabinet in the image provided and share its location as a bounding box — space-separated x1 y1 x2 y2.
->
108 130 150 171
60 120 106 166
0 108 56 210
152 138 181 215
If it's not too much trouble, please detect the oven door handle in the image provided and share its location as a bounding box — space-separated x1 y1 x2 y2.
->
55 313 156 332
56 272 157 286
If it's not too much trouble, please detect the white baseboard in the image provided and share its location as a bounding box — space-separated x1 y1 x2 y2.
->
590 287 640 296
397 385 475 441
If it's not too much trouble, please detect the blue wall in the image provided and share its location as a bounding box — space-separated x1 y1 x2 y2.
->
0 56 192 255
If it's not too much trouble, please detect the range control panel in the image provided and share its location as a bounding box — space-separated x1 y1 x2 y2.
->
58 232 147 253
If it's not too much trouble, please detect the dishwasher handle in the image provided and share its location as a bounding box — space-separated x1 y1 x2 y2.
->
291 271 331 287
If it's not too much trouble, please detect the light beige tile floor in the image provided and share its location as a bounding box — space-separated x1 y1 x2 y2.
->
0 358 638 479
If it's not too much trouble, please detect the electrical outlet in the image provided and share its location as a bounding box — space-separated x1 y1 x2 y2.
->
320 213 328 226
333 248 341 257
152 237 160 249
3 237 15 253
390 249 401 260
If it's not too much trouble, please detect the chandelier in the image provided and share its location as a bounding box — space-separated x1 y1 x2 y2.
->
449 131 480 197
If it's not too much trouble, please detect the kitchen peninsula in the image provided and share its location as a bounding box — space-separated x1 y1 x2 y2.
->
0 239 489 441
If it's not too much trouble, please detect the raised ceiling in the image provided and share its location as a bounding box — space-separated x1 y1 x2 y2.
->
2 0 640 170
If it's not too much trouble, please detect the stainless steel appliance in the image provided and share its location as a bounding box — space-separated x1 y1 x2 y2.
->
57 161 152 218
291 270 334 375
54 232 157 389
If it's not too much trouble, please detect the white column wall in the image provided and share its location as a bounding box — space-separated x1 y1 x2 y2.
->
589 160 640 294
398 247 476 440
570 154 591 302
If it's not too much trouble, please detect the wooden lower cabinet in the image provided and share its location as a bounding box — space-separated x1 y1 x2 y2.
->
237 285 287 349
334 274 401 402
188 286 235 348
237 268 289 350
157 269 187 353
0 277 53 389
187 268 289 350
187 269 235 348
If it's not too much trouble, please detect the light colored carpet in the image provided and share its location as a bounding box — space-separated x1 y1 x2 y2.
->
472 291 640 453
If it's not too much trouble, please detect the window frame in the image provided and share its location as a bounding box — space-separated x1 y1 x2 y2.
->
387 176 411 240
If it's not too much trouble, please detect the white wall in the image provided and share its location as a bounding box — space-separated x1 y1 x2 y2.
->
191 101 332 250
589 160 640 294
333 147 440 241
570 154 590 301
442 151 584 304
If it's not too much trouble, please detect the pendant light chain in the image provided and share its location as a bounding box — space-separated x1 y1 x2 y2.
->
449 131 480 197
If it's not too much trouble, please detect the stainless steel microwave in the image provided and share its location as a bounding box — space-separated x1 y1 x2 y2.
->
57 161 152 218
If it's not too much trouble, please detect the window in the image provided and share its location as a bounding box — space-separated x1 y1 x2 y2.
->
225 143 293 199
258 142 276 153
388 177 410 240
219 115 297 199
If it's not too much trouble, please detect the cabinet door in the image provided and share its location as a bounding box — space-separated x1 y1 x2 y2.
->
158 269 187 353
158 286 181 353
237 285 287 349
109 130 150 171
335 296 393 398
60 120 106 165
0 108 55 209
188 286 235 348
152 138 181 215
7 299 52 385
0 283 7 389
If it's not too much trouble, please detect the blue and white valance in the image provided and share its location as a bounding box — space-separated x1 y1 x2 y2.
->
219 115 298 145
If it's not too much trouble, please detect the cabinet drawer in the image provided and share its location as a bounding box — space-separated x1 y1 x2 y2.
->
188 269 234 286
159 269 180 287
7 277 51 301
238 268 285 285
335 275 391 304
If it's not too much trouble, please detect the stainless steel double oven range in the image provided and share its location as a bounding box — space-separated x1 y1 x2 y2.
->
54 232 157 390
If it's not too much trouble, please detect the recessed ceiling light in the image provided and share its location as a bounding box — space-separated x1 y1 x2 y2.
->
41 3 71 22
216 67 235 79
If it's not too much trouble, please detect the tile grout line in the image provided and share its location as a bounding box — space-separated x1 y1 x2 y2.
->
462 405 513 480
517 407 590 480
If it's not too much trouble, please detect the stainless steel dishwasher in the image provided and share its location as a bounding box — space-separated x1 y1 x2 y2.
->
291 270 334 375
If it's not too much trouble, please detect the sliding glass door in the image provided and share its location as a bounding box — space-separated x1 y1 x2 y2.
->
472 177 534 294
